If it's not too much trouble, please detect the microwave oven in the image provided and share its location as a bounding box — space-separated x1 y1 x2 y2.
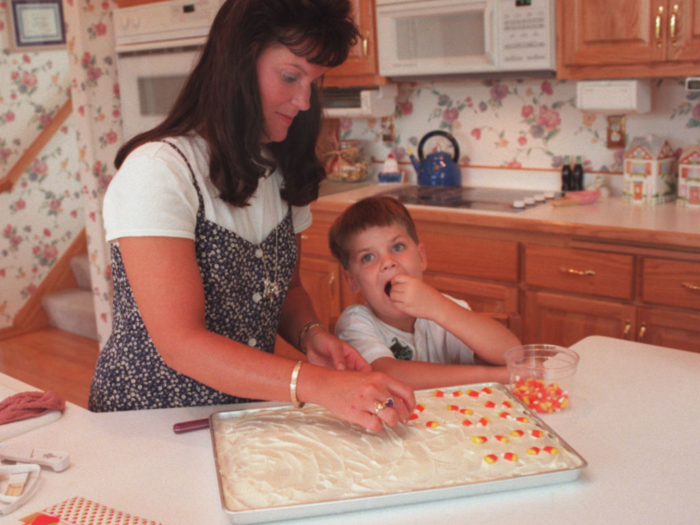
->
376 0 555 78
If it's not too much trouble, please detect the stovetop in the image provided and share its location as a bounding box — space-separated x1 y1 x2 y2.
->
376 185 559 213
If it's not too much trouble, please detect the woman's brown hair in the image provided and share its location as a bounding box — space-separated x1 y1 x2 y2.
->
115 0 359 207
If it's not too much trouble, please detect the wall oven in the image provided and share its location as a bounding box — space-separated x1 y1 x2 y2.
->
114 0 223 141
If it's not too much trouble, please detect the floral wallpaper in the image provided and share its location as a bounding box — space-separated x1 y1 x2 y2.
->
344 78 700 187
0 5 82 331
0 0 120 346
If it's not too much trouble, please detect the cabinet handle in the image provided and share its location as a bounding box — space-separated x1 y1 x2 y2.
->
328 273 335 286
559 266 595 277
656 5 664 48
623 320 632 339
301 234 309 240
670 4 678 45
362 32 369 57
638 322 647 342
682 282 700 291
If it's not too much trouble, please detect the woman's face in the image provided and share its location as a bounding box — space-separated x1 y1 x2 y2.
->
256 43 327 143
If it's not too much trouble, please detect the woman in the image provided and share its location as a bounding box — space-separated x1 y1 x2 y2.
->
89 0 414 431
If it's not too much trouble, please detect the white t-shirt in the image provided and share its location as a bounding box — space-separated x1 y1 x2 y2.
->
335 296 475 365
103 135 312 244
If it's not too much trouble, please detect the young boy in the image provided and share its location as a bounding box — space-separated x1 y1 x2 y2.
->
328 196 521 390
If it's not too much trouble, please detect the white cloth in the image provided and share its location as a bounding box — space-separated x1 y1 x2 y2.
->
335 295 475 365
103 135 312 245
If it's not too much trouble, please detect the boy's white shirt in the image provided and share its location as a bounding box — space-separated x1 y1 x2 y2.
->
335 295 475 365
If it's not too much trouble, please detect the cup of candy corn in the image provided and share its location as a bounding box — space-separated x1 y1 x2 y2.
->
504 344 580 414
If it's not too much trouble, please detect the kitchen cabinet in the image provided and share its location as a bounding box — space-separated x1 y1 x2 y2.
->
300 193 700 354
523 245 700 353
556 0 700 79
323 0 386 87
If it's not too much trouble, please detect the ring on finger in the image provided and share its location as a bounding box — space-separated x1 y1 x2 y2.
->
373 400 386 415
385 397 395 408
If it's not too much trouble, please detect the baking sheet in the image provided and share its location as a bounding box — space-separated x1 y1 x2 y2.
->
211 383 587 525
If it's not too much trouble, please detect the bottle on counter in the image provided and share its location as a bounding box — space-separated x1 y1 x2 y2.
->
572 156 584 191
561 156 572 193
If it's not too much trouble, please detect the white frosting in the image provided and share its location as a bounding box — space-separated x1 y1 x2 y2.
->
214 385 583 511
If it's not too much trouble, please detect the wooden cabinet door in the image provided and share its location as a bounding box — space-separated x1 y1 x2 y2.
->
323 0 384 87
668 0 700 61
523 291 636 347
274 257 342 359
424 273 518 314
636 307 700 353
558 0 665 68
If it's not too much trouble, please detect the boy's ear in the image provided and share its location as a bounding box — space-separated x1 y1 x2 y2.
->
418 242 428 272
342 268 361 294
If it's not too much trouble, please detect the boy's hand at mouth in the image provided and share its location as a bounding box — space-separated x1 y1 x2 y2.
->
384 274 446 321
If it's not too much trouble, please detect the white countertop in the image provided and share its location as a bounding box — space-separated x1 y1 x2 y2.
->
2 336 699 524
316 184 700 248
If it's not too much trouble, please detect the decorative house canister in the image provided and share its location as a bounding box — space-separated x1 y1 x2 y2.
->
623 135 677 204
677 144 700 208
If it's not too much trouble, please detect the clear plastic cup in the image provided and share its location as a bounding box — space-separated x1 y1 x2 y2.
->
504 344 580 413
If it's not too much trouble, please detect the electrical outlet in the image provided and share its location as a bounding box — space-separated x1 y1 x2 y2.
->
606 115 626 149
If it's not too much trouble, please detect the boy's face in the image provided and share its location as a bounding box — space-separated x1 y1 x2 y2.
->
342 223 427 324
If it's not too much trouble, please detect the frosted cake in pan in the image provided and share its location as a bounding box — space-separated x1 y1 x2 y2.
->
213 384 585 515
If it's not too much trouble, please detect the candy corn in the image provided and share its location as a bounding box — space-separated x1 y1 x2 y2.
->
426 421 439 428
483 454 498 464
511 377 570 413
503 452 518 462
471 436 487 444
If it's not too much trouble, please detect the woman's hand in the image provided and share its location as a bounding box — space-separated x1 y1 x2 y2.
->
305 328 372 372
298 365 416 432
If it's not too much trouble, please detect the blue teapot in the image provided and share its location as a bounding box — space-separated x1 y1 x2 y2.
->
409 130 462 187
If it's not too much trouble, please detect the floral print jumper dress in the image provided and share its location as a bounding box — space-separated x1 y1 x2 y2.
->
89 142 296 411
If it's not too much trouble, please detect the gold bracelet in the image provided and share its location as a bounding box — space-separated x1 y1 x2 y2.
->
298 321 324 354
290 360 305 409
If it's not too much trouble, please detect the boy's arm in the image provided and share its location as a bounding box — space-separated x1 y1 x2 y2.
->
371 357 509 390
389 275 521 365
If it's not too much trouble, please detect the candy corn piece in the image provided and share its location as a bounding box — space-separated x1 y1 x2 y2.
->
466 389 479 397
531 429 544 438
426 421 439 428
501 400 513 408
527 447 541 455
484 400 496 408
471 436 487 444
503 452 518 462
494 435 509 443
499 411 511 419
516 416 529 423
415 404 425 412
481 387 493 395
433 390 445 397
452 390 462 397
459 408 474 415
477 417 490 427
510 429 524 438
461 419 473 427
447 404 459 411
543 446 560 455
483 454 498 464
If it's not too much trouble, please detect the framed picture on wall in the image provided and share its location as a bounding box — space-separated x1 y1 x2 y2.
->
7 0 67 52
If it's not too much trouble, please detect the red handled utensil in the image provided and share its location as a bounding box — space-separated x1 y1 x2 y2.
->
173 418 210 434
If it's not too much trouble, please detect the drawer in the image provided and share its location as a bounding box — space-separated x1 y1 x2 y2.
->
422 233 519 282
524 244 634 300
641 257 700 310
